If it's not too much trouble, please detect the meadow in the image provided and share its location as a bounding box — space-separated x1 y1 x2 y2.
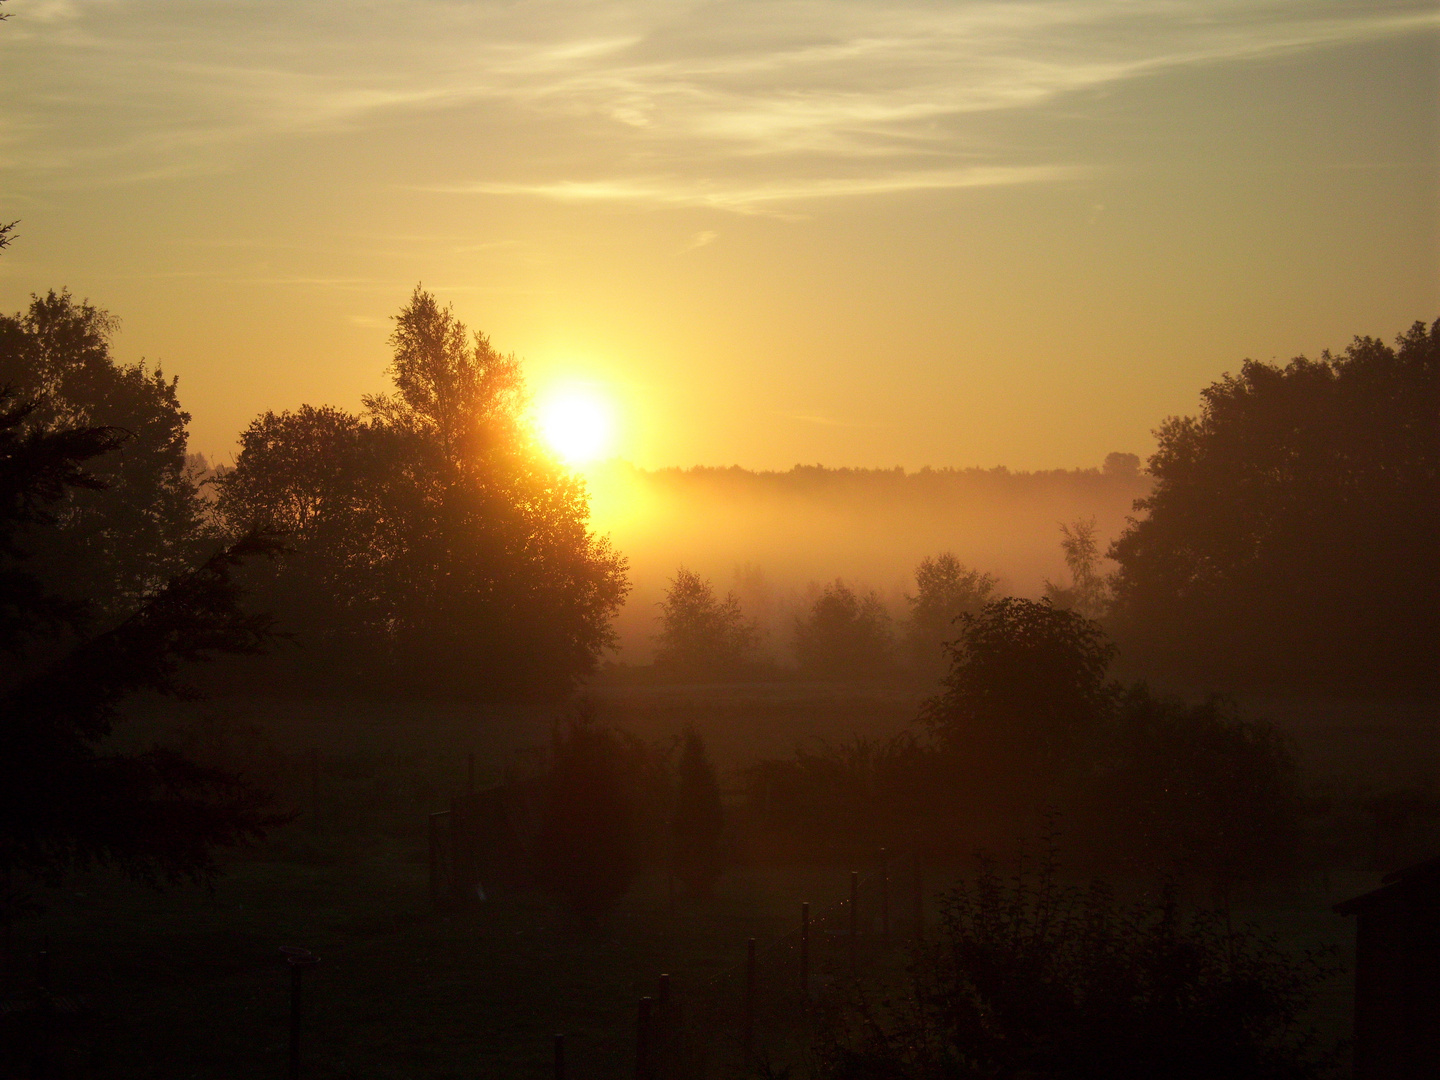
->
5 678 1423 1078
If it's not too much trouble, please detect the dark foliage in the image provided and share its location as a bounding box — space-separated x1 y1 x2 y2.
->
0 391 285 887
905 554 996 677
536 706 640 916
795 579 894 680
654 567 759 679
0 291 215 618
672 727 725 898
1109 318 1439 692
817 845 1337 1080
920 597 1117 776
753 609 1300 884
745 734 938 861
1101 685 1301 888
216 286 629 698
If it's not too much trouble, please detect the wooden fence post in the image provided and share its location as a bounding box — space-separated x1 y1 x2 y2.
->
637 995 653 1080
913 855 924 943
744 938 757 1067
800 902 810 999
880 847 890 946
427 813 440 907
849 871 859 975
657 973 671 1078
308 746 320 830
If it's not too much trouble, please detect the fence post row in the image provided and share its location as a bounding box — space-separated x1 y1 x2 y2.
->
547 851 933 1076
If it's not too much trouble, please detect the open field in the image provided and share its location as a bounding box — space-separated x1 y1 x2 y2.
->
2 830 1367 1079
7 682 1429 1077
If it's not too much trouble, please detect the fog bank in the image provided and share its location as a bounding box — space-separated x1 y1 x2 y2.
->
587 456 1150 662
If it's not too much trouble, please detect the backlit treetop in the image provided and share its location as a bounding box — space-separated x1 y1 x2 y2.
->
217 287 629 697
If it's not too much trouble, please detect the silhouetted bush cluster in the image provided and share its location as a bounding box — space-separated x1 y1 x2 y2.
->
816 846 1337 1080
746 599 1302 887
536 708 642 916
653 567 761 679
794 579 896 679
534 707 726 915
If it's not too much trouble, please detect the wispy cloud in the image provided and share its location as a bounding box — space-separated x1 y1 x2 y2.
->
2 0 1436 207
428 165 1085 212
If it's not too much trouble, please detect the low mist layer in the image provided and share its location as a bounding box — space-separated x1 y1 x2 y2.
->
590 457 1149 662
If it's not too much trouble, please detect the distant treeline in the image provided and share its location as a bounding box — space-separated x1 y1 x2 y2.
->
627 320 1440 697
596 455 1150 665
640 455 1144 496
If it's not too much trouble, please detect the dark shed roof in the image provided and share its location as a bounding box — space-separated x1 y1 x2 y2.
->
1335 854 1440 916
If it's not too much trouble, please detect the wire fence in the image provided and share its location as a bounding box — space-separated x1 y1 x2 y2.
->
618 849 928 1079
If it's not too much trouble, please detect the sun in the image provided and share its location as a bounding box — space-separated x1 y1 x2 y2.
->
535 386 615 465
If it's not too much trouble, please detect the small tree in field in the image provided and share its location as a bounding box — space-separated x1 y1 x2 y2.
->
794 579 893 679
1043 517 1110 619
920 597 1117 776
653 567 758 679
671 727 724 899
906 553 996 674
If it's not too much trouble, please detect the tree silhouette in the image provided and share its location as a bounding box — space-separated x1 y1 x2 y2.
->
0 392 284 889
0 290 214 618
1043 518 1109 619
906 553 996 675
535 706 638 916
794 579 894 679
920 597 1117 775
653 567 758 679
1109 319 1439 691
671 727 724 898
217 286 630 696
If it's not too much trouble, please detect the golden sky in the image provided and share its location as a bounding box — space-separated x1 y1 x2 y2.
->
1 0 1436 470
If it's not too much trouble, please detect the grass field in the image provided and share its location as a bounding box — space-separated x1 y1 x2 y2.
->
3 829 1367 1079
4 682 1421 1078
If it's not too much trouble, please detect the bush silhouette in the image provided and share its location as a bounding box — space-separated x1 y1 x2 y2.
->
817 842 1336 1080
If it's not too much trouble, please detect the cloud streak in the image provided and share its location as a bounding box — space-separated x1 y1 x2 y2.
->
2 0 1436 208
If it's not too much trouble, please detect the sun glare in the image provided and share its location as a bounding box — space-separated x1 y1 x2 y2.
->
536 386 615 465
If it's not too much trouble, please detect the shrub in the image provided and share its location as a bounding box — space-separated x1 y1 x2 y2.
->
816 843 1337 1080
1103 685 1301 888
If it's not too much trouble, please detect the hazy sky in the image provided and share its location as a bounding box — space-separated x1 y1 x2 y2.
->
1 0 1436 469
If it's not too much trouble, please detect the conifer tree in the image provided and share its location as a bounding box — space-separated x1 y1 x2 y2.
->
672 727 725 899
